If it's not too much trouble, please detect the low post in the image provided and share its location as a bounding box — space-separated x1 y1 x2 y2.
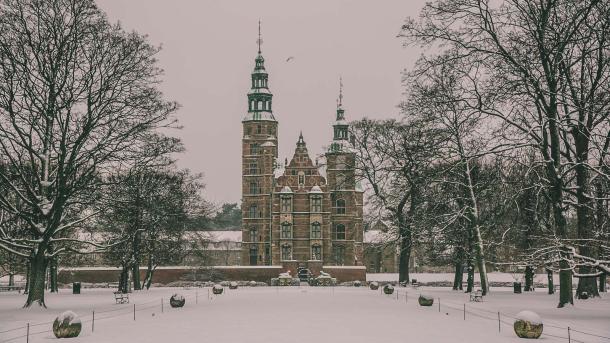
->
26 323 29 343
208 288 210 301
405 291 408 304
133 304 136 321
568 327 571 343
92 311 95 332
463 304 466 320
196 291 198 304
438 298 441 312
161 298 164 313
498 312 501 332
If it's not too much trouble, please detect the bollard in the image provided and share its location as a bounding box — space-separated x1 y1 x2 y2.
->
568 327 571 343
92 311 95 332
133 304 136 321
498 312 501 332
161 298 164 313
208 289 210 301
26 323 29 343
438 298 441 312
405 291 408 304
463 304 466 320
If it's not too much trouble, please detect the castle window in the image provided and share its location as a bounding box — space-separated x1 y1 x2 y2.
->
311 196 322 213
250 143 260 155
249 228 258 242
336 173 346 190
336 199 346 214
311 222 322 239
281 223 292 239
249 181 259 195
249 246 258 266
249 162 258 175
249 204 258 218
281 244 292 261
268 126 275 136
311 245 322 260
332 245 345 265
333 224 346 240
298 172 305 187
257 124 262 134
281 196 292 213
257 100 263 110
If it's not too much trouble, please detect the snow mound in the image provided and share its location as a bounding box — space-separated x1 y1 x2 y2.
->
171 294 184 302
515 310 542 325
56 311 80 325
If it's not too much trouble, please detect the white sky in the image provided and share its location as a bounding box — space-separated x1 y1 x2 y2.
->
95 0 428 205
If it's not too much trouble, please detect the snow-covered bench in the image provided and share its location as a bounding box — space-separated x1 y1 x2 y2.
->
113 291 129 304
469 290 483 302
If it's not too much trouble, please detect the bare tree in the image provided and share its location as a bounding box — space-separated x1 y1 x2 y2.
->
400 0 609 307
0 0 177 307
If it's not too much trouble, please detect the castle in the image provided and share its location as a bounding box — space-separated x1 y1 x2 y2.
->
241 31 364 274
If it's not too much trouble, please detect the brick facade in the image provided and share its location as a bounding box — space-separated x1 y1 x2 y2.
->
240 47 364 276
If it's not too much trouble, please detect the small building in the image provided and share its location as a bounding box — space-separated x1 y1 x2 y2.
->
362 221 417 273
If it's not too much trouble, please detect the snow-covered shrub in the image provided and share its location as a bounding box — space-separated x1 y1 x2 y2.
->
369 282 379 290
353 280 362 287
229 282 238 289
270 278 279 286
170 294 185 308
248 280 257 287
418 294 434 306
383 284 394 295
220 281 231 287
513 311 543 339
53 311 82 338
291 278 301 286
212 284 224 295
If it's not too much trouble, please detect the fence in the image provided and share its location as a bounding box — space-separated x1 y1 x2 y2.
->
375 287 610 343
0 288 217 343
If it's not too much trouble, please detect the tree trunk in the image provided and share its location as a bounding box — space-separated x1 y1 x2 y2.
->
25 248 48 308
132 231 141 290
453 261 463 290
465 263 474 293
118 266 129 293
8 274 14 287
524 265 534 291
24 263 30 294
398 236 411 284
599 273 606 293
49 250 58 293
546 267 554 294
576 276 599 299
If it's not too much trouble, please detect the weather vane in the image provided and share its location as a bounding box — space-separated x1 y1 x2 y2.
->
338 76 343 108
257 20 263 53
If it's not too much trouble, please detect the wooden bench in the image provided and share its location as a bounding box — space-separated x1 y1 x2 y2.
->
469 290 483 302
0 285 24 293
113 291 129 304
410 279 419 289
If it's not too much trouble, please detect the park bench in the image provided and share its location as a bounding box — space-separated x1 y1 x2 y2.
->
410 279 419 289
0 285 24 293
113 291 129 304
469 290 483 302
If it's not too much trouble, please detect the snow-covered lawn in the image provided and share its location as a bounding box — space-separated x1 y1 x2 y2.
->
1 286 609 343
366 272 562 284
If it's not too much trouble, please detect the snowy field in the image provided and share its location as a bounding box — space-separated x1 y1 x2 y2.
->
366 272 563 284
1 286 609 343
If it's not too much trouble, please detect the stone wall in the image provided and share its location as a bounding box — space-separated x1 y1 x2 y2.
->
58 265 366 285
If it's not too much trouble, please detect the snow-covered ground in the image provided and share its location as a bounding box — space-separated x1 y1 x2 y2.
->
366 272 562 284
1 286 609 343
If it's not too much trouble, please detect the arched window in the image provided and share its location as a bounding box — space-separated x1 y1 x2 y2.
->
298 172 305 187
249 204 258 218
336 199 346 214
333 224 346 240
281 222 292 239
281 244 292 261
310 222 321 239
311 245 322 260
249 181 259 194
257 100 263 110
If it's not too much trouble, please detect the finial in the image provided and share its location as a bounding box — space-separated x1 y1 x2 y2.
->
298 131 305 145
338 76 343 107
257 20 263 54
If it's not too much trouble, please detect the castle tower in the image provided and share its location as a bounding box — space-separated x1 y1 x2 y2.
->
325 79 364 266
242 22 277 265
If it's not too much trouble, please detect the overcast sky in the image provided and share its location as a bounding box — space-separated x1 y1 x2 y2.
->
95 0 428 205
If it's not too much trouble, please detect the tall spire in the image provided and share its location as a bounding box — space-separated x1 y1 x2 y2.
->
244 20 275 122
336 77 345 121
330 77 349 149
257 20 263 54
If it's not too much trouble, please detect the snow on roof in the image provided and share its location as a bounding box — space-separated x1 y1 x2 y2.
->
309 185 323 193
184 230 242 242
363 230 393 244
262 141 276 147
280 186 293 193
242 112 277 122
